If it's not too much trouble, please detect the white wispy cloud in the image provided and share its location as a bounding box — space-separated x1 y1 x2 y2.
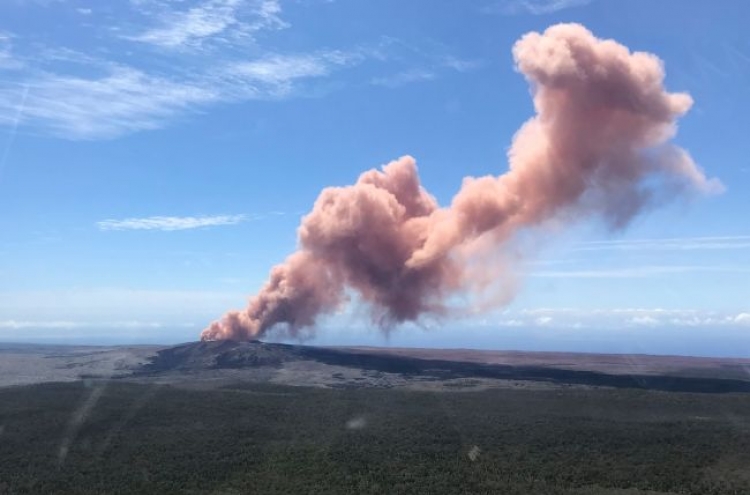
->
0 1 352 138
127 0 286 50
483 0 594 15
97 214 246 231
0 320 193 330
0 1 480 139
521 308 705 318
0 66 217 139
370 56 483 89
371 68 435 88
532 264 750 279
0 48 362 138
0 288 244 321
441 56 483 72
573 235 750 253
0 83 27 180
0 32 23 70
224 49 361 95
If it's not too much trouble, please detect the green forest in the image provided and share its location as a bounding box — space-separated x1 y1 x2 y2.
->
1 381 749 494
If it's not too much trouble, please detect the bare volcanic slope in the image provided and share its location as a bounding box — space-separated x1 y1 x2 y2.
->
344 346 750 381
138 340 750 393
0 343 163 388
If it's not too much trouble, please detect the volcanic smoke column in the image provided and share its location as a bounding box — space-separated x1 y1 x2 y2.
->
201 23 721 342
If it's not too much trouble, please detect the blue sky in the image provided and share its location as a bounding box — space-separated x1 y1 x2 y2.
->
0 0 748 355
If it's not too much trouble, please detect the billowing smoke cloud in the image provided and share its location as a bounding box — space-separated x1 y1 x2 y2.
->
201 23 721 341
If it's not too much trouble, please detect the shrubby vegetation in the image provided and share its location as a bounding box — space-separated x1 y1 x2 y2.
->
1 381 749 494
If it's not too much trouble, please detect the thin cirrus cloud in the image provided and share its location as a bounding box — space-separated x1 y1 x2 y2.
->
0 320 194 330
370 55 482 89
482 0 594 15
532 264 750 279
0 48 361 139
0 33 21 70
1 67 218 139
572 235 750 252
225 49 362 96
0 0 479 139
0 288 245 321
0 0 297 139
125 0 287 50
371 69 436 88
97 214 247 231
